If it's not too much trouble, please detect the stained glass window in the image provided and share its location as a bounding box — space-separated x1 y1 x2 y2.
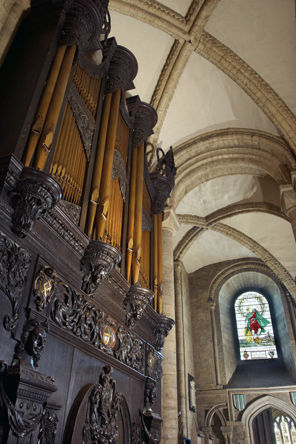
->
234 291 277 360
274 415 296 444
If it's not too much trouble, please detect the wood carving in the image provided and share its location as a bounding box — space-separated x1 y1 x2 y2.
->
147 348 162 382
0 232 31 333
150 147 176 215
37 407 58 444
10 167 62 238
12 318 49 369
81 240 121 295
34 266 56 312
154 316 175 352
124 283 154 328
105 46 138 95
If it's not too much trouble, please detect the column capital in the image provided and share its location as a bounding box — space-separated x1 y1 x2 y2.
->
162 206 180 236
280 184 296 215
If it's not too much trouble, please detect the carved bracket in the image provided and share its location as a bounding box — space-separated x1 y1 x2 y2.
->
81 240 121 295
10 167 62 238
124 283 154 328
59 0 110 52
128 99 158 150
154 316 175 352
105 45 138 95
0 232 31 333
150 147 176 215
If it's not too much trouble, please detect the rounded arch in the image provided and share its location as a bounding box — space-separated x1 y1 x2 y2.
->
241 395 296 444
171 129 295 208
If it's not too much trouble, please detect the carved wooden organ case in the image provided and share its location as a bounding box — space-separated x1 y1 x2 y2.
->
0 0 176 442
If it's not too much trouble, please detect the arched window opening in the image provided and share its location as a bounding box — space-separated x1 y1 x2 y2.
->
274 414 296 444
234 291 277 360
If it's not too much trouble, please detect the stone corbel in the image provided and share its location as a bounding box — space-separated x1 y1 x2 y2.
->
10 167 62 238
280 184 296 216
154 315 175 352
81 240 121 295
220 425 234 444
123 282 154 328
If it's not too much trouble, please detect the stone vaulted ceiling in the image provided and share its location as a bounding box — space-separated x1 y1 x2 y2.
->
109 0 296 297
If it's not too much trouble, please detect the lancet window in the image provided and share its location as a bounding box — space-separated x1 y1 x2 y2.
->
274 415 296 444
234 291 277 360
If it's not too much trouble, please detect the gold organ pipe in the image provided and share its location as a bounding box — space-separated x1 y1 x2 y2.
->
24 46 67 167
51 102 71 177
132 143 145 285
95 88 121 240
86 93 112 237
50 103 68 176
153 214 158 310
157 213 163 314
126 147 137 282
34 44 77 171
58 112 75 190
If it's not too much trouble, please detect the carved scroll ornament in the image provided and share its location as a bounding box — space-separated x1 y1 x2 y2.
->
33 267 145 373
81 240 121 295
10 167 62 238
0 233 31 333
124 283 154 328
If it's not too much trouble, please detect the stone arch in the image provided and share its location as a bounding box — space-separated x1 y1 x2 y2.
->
205 404 227 428
171 129 296 209
241 395 296 444
175 215 296 299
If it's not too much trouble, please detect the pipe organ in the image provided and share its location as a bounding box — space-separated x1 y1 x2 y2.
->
0 0 176 442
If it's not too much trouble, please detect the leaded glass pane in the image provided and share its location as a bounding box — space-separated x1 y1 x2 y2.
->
234 291 277 360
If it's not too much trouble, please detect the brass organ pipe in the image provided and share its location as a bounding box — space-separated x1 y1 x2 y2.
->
157 213 163 314
34 44 76 171
132 143 145 285
65 126 78 201
126 148 137 282
24 45 67 167
58 111 75 189
86 93 112 237
50 103 67 176
51 102 71 177
153 214 158 310
95 88 121 240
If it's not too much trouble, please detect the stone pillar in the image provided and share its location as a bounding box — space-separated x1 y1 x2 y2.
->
280 184 296 241
161 207 180 444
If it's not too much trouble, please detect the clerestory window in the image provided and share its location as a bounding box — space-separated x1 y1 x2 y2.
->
234 291 278 360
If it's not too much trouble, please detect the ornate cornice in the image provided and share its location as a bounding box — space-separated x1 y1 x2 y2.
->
195 31 296 155
105 45 138 95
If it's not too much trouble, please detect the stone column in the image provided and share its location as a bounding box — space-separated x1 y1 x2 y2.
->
161 207 180 444
280 184 296 241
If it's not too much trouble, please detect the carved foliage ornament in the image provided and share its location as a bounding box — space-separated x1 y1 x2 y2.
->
37 407 58 444
81 240 121 295
33 267 145 373
0 233 31 333
147 348 162 382
68 89 94 161
10 167 62 238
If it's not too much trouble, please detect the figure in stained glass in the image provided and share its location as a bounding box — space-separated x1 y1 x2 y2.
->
234 291 277 360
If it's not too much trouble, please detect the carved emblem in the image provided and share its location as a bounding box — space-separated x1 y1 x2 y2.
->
0 233 31 333
13 319 49 369
147 348 162 382
81 240 121 295
10 167 62 238
102 325 116 349
83 365 123 444
124 283 154 328
34 267 56 311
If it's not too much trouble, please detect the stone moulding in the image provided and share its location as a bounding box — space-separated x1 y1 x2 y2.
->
124 282 154 329
154 315 175 352
80 240 121 295
10 167 62 238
